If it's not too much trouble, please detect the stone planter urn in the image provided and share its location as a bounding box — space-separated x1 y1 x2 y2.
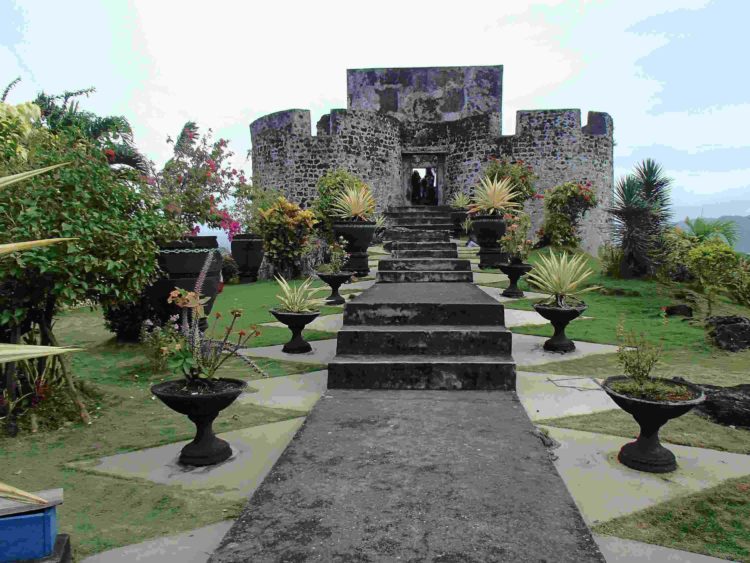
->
230 233 264 283
270 310 320 353
150 378 247 466
601 376 706 473
316 271 354 305
450 209 467 238
470 215 507 269
332 220 376 276
532 303 586 352
498 262 533 298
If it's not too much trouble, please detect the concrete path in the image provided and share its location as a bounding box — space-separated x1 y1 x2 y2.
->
209 390 606 562
82 521 233 562
592 535 739 562
240 338 337 365
237 370 328 411
517 371 616 421
69 419 305 501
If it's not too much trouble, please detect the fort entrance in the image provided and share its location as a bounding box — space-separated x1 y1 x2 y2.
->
402 150 446 206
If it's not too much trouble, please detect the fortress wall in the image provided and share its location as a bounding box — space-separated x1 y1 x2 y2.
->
444 114 498 202
347 66 502 130
498 109 614 254
250 109 401 211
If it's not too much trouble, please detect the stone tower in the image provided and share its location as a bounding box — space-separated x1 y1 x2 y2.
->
250 65 613 253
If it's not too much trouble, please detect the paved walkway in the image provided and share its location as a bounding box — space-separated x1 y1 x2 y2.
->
82 276 745 563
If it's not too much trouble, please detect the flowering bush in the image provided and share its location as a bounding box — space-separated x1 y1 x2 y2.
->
146 121 244 239
500 212 533 262
231 181 282 233
256 197 318 278
140 315 182 373
539 181 598 248
483 157 537 203
317 236 349 274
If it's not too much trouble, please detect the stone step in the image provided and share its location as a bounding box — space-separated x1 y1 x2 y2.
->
390 222 455 231
386 210 453 219
327 354 516 390
378 258 471 272
391 217 453 227
343 283 505 326
387 205 454 213
391 241 457 251
385 229 450 243
336 324 512 356
377 270 474 283
393 249 458 258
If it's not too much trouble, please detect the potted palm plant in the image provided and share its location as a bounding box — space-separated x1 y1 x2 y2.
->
315 237 353 305
601 325 705 473
525 252 599 352
498 212 534 297
448 192 471 238
468 176 521 269
150 253 265 466
270 277 326 353
331 183 377 276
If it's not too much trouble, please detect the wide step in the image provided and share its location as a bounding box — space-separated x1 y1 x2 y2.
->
377 270 473 283
336 324 512 355
393 249 458 258
378 258 470 271
328 354 516 390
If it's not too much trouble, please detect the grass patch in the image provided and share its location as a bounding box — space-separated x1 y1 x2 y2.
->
537 411 750 455
0 383 304 560
592 475 750 562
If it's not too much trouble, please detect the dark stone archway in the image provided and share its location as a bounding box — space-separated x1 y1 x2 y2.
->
401 148 447 206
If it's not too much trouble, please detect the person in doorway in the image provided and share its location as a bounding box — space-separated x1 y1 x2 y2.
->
425 167 436 204
410 170 422 204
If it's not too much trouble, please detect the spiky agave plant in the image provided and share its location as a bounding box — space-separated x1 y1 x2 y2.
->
449 192 471 209
526 251 600 308
469 176 521 215
275 276 326 313
608 175 656 278
331 184 376 221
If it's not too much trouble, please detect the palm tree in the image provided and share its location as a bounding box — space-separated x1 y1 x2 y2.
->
607 159 674 278
684 216 739 247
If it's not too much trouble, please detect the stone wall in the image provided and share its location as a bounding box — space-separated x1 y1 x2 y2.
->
250 109 401 210
497 109 614 254
347 66 502 131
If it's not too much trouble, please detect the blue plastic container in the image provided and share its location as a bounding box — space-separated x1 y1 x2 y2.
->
0 506 57 562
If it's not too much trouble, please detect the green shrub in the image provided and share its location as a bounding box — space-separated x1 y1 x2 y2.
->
256 197 317 279
221 253 240 283
312 169 366 241
686 239 740 316
657 227 699 282
539 181 597 248
728 256 750 308
231 180 281 234
482 157 537 203
598 243 623 279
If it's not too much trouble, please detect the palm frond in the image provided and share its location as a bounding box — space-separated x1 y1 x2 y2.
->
0 238 76 257
0 163 70 190
684 217 739 247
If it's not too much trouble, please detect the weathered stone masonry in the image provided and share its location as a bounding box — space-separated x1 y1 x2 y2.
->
250 65 613 253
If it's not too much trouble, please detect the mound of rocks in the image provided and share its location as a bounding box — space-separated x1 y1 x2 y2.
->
706 316 750 352
673 377 750 429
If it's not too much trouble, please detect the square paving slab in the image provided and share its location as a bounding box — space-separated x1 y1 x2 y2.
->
539 425 750 525
237 370 328 412
69 419 304 501
241 339 337 365
517 372 618 421
209 390 605 562
512 333 618 366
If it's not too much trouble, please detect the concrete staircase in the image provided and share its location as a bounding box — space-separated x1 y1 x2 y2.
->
328 205 516 390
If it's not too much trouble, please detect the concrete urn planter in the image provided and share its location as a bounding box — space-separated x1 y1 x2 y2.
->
470 215 507 269
332 220 376 276
230 233 264 283
532 303 586 352
271 310 320 353
498 262 533 298
316 271 354 305
601 376 705 473
150 378 247 466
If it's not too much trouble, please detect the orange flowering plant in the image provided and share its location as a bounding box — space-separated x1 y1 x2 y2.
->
164 253 266 388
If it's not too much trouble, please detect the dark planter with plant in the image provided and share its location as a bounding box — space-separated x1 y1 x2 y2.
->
448 193 471 238
600 328 705 473
499 212 534 297
526 251 599 353
316 236 353 305
271 276 324 353
231 233 264 283
150 254 266 466
331 183 378 276
468 176 521 269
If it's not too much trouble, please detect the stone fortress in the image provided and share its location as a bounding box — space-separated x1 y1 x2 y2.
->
249 65 614 253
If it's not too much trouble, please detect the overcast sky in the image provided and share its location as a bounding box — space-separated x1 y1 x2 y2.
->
2 0 748 218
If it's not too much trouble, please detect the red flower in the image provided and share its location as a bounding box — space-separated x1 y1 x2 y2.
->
104 148 115 162
533 193 545 200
